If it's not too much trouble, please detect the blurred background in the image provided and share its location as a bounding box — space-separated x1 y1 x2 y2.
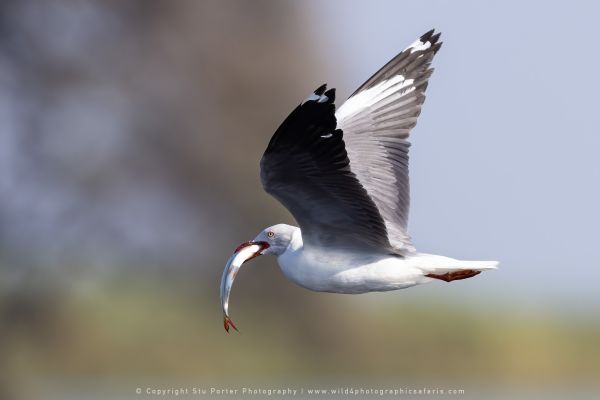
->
1 0 599 399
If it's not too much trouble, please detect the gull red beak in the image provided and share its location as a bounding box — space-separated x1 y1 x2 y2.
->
234 241 270 257
220 241 270 333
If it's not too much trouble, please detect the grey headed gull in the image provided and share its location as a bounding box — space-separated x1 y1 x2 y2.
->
220 30 498 332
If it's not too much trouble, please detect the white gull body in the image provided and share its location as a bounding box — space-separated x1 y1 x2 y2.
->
277 227 496 294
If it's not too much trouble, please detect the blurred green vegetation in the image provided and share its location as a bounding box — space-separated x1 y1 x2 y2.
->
2 273 598 399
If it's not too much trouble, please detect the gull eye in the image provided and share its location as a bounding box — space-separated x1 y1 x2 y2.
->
267 231 275 238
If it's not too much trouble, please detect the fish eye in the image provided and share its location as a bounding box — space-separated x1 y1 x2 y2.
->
267 231 275 238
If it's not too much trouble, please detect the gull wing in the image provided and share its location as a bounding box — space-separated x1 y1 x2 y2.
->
336 29 442 253
260 85 394 253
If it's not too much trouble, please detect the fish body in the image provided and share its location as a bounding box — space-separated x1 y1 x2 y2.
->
219 243 262 332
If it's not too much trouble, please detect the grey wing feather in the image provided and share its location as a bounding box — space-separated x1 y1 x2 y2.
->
336 30 442 254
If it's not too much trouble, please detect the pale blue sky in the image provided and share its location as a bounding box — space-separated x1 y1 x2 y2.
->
302 0 600 309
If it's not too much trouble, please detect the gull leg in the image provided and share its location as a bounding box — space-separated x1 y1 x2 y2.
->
426 269 481 282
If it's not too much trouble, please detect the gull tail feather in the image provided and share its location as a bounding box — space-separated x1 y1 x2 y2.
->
458 260 499 271
428 260 499 273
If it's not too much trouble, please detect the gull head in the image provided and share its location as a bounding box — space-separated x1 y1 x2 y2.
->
249 223 297 256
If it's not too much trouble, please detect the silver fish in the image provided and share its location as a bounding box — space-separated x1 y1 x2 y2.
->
220 241 268 332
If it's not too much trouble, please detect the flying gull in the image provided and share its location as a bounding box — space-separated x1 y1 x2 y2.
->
220 30 498 332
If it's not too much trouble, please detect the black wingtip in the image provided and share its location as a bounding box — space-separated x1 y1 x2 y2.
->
324 88 336 103
420 29 435 43
314 84 327 96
